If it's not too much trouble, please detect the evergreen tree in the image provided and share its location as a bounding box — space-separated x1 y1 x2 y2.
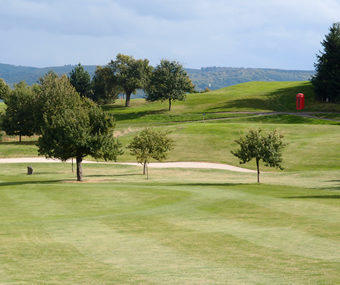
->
311 22 340 102
69 63 91 97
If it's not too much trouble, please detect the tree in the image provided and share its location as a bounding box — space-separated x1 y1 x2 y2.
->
0 78 10 99
89 65 122 104
311 22 340 102
69 63 91 97
231 128 287 183
36 72 123 181
127 128 175 178
2 81 36 142
108 54 152 107
145 59 195 111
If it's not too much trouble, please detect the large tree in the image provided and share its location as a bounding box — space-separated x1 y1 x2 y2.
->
311 22 340 102
145 59 195 111
69 63 91 98
36 73 123 181
108 54 152 107
231 128 287 183
127 127 175 178
2 81 36 142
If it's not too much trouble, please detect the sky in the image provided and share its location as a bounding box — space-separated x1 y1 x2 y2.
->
0 0 339 70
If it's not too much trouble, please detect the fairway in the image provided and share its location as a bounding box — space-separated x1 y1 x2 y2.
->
1 81 340 283
0 163 340 284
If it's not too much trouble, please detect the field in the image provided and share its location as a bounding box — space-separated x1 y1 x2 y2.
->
1 81 340 284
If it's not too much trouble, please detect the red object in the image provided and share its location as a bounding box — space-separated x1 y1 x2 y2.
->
296 93 305 110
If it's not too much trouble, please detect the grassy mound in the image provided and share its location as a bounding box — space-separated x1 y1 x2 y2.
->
101 81 340 126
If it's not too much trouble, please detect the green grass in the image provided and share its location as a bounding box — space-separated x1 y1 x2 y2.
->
103 81 340 126
1 163 340 283
2 81 340 283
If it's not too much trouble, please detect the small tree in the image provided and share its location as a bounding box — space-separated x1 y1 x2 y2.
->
311 22 340 102
231 128 287 183
145 59 195 111
0 78 10 99
2 81 36 142
69 63 91 97
127 128 175 178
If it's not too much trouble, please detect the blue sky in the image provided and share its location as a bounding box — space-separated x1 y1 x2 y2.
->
0 0 339 70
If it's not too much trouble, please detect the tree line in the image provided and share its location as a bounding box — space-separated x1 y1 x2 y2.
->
68 54 194 110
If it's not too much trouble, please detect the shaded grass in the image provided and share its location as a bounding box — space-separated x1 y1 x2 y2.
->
229 114 340 125
1 163 340 283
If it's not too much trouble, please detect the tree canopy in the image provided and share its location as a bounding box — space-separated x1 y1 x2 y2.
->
69 63 91 97
108 54 152 107
127 127 175 178
89 65 122 104
0 77 10 99
145 59 195 111
36 72 123 181
2 81 36 142
231 128 287 183
311 22 340 102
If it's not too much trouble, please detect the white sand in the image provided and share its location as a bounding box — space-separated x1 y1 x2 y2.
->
0 157 255 173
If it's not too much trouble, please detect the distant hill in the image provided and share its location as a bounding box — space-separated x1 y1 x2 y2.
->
0 63 97 87
0 63 315 92
189 67 315 91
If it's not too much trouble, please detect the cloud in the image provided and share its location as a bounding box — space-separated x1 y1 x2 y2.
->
0 0 339 69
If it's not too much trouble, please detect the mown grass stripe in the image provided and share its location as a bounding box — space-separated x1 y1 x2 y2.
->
44 219 293 284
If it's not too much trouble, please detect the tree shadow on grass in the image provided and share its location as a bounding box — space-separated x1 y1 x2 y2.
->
207 98 269 112
0 141 37 146
170 183 247 187
113 109 169 122
0 180 63 187
286 195 340 199
207 83 314 112
86 173 141 178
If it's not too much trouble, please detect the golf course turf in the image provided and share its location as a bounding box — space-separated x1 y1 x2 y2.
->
1 81 340 283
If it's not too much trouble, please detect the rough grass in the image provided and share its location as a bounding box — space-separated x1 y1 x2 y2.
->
1 163 340 284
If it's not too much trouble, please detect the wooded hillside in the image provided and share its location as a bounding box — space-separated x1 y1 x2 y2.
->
0 63 314 91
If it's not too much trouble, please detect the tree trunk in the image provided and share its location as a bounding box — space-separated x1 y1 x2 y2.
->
125 92 131 107
19 134 22 143
169 99 172 111
76 156 83 182
143 161 146 174
256 158 260 183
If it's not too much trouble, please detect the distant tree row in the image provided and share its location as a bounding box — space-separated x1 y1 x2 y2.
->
67 54 195 110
